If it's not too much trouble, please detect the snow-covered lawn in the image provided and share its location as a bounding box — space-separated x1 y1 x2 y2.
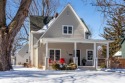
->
0 66 125 83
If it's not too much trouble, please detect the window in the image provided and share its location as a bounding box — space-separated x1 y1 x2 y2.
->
85 32 91 39
87 50 93 61
49 49 61 61
63 25 73 35
26 59 28 62
50 50 54 61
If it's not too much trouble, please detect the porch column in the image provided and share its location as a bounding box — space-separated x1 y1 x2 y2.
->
73 42 78 65
106 43 109 68
93 43 97 68
45 42 48 70
30 33 34 65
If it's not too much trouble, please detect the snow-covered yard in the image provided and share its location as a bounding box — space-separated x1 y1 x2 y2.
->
0 66 125 83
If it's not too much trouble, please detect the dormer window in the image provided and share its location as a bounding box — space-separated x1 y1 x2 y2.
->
85 32 91 39
62 25 73 35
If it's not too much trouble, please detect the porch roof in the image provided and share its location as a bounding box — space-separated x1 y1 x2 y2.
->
40 38 113 44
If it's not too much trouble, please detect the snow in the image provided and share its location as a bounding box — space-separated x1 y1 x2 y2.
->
0 66 125 83
36 18 56 33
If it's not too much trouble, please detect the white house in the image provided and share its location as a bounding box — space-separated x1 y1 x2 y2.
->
15 44 30 65
29 4 113 70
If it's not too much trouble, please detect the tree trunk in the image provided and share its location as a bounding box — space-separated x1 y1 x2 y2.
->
0 0 32 71
0 28 12 71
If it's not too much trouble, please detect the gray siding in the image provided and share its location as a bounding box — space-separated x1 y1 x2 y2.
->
38 43 94 66
43 5 87 38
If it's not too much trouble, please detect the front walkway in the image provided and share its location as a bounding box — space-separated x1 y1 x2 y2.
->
0 66 125 83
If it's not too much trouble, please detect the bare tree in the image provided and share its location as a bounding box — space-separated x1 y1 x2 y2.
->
0 0 32 71
93 0 125 56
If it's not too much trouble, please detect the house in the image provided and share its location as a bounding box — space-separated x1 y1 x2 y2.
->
120 38 125 58
15 44 30 65
29 4 113 70
113 50 122 58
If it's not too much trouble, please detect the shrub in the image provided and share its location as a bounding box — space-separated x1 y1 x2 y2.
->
51 63 60 70
23 63 28 67
51 62 77 70
69 58 73 64
100 63 106 68
59 64 66 70
38 64 43 69
67 63 77 70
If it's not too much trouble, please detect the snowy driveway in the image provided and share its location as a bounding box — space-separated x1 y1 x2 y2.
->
0 67 125 83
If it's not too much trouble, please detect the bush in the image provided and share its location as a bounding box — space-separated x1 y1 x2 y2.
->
100 63 106 68
69 58 73 64
23 63 28 67
38 64 43 69
67 63 77 70
51 63 60 70
51 63 77 70
60 64 66 70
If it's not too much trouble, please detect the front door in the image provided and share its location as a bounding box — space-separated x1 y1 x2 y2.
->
77 50 80 66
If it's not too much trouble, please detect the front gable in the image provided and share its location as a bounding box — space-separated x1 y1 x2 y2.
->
42 4 90 39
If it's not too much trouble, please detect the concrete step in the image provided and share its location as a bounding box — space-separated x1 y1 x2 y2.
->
78 66 96 70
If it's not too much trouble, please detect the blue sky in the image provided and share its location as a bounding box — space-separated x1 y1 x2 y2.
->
58 0 105 39
7 0 105 39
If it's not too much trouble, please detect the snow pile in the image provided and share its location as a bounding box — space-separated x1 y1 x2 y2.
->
0 66 125 83
104 68 125 73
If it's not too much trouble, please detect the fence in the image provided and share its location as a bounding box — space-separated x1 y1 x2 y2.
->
109 58 125 69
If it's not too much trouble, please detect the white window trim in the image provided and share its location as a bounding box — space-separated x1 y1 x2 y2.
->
62 25 73 35
49 49 61 61
86 49 93 61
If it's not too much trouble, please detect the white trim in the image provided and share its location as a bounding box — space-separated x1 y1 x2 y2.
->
41 38 113 44
49 49 61 61
106 43 109 68
62 25 73 35
86 49 94 61
68 4 90 34
93 43 97 68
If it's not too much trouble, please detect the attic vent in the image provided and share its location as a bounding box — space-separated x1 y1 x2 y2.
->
67 11 69 15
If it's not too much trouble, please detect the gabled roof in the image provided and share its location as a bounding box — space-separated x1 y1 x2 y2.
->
41 4 91 38
18 43 29 56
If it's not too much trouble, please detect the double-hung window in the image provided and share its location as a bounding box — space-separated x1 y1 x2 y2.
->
63 25 73 35
86 50 93 61
49 49 61 61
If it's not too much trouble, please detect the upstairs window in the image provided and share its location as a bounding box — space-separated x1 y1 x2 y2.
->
85 32 91 39
62 25 73 35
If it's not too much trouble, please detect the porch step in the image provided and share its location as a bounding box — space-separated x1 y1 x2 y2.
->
78 66 96 70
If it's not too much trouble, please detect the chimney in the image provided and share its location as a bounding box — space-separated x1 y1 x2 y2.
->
54 12 58 18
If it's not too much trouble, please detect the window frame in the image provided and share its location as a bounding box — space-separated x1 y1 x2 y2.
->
86 49 93 61
49 49 61 61
62 25 73 35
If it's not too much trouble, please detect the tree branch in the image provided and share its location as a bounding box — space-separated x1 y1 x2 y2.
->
0 0 6 27
8 0 32 37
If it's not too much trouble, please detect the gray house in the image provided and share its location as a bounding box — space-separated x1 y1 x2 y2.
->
29 4 113 70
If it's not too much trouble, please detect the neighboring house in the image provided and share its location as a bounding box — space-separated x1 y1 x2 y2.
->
121 38 125 58
113 50 122 58
29 4 113 70
15 44 30 65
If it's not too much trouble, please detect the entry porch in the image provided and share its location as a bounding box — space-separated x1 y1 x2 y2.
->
40 38 113 70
